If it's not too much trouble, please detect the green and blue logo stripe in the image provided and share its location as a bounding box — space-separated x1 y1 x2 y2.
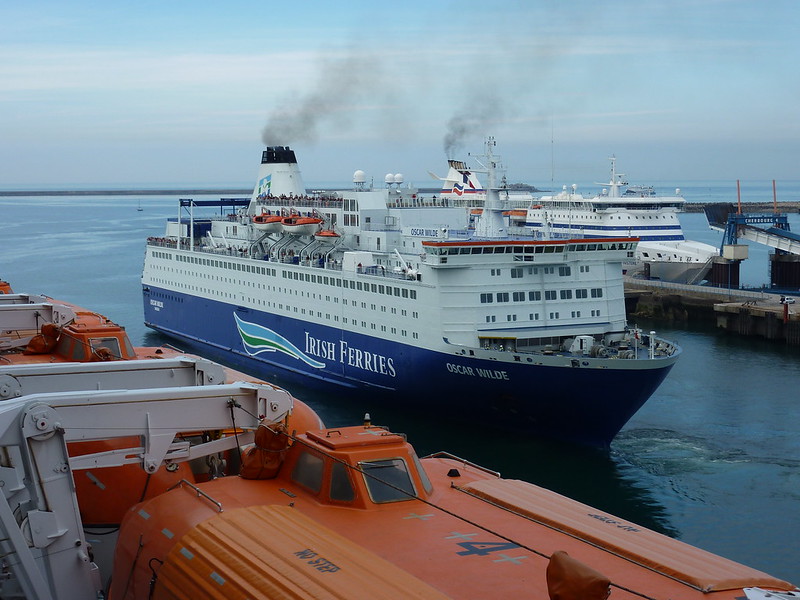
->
234 313 325 368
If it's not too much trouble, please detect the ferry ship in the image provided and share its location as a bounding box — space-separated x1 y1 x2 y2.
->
521 157 719 283
141 140 681 448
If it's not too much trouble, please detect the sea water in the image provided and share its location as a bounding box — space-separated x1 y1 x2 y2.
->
1 184 798 584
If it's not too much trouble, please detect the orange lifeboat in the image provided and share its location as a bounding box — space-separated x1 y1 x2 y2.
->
502 209 528 221
314 229 340 243
282 215 323 236
252 212 284 233
109 421 795 600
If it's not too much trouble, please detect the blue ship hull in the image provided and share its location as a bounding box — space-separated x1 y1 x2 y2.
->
143 285 675 448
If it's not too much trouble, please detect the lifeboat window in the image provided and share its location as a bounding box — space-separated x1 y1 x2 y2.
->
56 337 79 360
89 337 123 359
411 452 433 494
329 461 355 502
360 458 416 503
291 451 324 493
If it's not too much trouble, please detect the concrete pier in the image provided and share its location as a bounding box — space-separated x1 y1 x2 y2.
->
625 278 800 345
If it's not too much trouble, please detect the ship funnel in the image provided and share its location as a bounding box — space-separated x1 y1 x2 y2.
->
251 146 308 204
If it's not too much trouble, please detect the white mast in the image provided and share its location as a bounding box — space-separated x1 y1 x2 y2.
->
473 137 507 239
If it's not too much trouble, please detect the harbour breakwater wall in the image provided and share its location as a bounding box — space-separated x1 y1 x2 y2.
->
625 278 800 346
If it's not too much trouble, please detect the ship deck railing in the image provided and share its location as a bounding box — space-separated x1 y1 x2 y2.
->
146 238 419 282
252 194 478 210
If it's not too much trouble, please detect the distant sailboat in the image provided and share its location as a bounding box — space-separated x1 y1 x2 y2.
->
137 198 143 211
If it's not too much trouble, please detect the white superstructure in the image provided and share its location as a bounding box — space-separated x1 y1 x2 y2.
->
523 157 718 283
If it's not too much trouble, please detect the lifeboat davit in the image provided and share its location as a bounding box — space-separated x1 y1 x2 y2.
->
314 229 340 243
282 216 323 236
252 213 284 233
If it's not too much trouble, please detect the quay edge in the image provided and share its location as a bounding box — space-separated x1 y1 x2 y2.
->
625 278 800 345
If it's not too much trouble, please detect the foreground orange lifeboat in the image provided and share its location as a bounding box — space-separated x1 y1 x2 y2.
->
109 419 796 600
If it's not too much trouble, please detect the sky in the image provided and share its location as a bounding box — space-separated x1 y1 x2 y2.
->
1 0 798 188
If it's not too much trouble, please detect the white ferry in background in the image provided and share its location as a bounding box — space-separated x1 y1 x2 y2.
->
522 157 719 283
142 139 680 448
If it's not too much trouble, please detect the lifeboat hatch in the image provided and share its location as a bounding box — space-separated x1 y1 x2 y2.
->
463 479 793 593
306 426 406 450
155 504 450 600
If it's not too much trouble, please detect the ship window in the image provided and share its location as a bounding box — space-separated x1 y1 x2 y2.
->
291 451 324 493
560 290 572 299
329 461 355 502
480 293 493 303
512 291 525 301
360 458 416 503
511 267 523 278
529 291 541 301
591 288 603 298
558 266 571 276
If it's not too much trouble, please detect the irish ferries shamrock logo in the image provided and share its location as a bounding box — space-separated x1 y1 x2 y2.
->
234 313 325 368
